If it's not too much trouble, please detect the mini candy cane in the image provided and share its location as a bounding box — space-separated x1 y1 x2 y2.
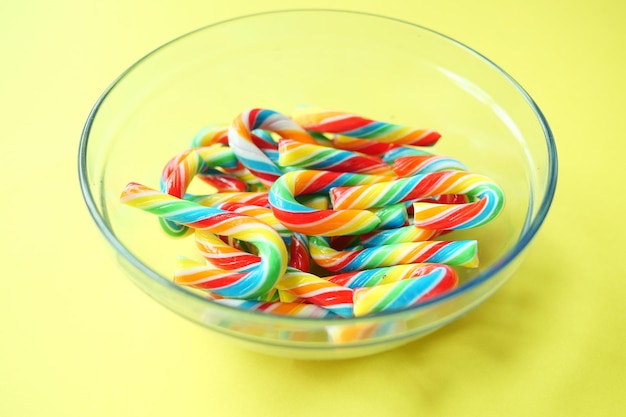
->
160 144 239 198
277 138 395 176
391 155 468 177
214 201 292 241
187 191 269 207
228 108 317 188
292 107 441 146
352 266 459 316
159 144 240 236
250 129 281 164
193 262 349 313
331 135 399 155
190 124 229 147
189 124 272 189
190 123 277 156
195 230 260 271
196 169 249 192
195 229 309 274
174 257 251 290
225 162 265 190
289 232 311 272
369 203 408 229
276 268 354 318
309 235 478 272
326 263 457 288
359 225 443 247
330 170 505 230
380 145 431 161
297 194 331 210
175 258 279 302
328 235 362 251
120 183 288 298
269 170 390 236
187 236 351 316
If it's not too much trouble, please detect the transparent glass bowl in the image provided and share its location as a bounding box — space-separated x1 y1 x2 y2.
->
78 10 557 360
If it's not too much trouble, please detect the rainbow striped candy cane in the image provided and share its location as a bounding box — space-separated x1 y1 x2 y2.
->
160 144 239 197
195 229 310 273
289 232 311 272
331 135 399 155
120 182 288 299
187 124 256 189
276 268 354 318
381 145 470 177
292 107 441 146
352 266 459 316
186 191 269 207
277 138 395 176
330 170 505 230
194 230 260 271
391 155 469 177
213 201 292 241
190 123 273 190
326 263 457 288
190 124 229 147
309 235 479 272
175 258 279 303
268 170 391 236
198 170 249 193
359 225 444 247
159 144 240 237
228 108 317 188
369 203 409 230
176 258 353 317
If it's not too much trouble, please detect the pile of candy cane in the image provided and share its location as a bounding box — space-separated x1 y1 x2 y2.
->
120 107 504 318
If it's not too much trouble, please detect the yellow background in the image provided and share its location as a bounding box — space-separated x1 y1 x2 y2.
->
1 0 625 416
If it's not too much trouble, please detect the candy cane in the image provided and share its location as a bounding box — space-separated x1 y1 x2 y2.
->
391 155 469 177
276 268 354 318
326 263 457 288
330 170 505 230
352 266 458 316
228 108 317 188
120 182 287 298
268 170 390 236
309 235 479 272
186 191 269 207
359 225 443 247
292 107 441 146
159 144 240 236
278 138 395 175
331 135 399 155
194 230 310 273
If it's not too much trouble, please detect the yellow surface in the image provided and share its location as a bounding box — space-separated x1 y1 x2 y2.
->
1 0 625 416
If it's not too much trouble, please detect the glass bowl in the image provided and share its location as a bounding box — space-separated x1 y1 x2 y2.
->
78 9 557 360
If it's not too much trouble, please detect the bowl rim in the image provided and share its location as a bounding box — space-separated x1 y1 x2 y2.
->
78 8 558 324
